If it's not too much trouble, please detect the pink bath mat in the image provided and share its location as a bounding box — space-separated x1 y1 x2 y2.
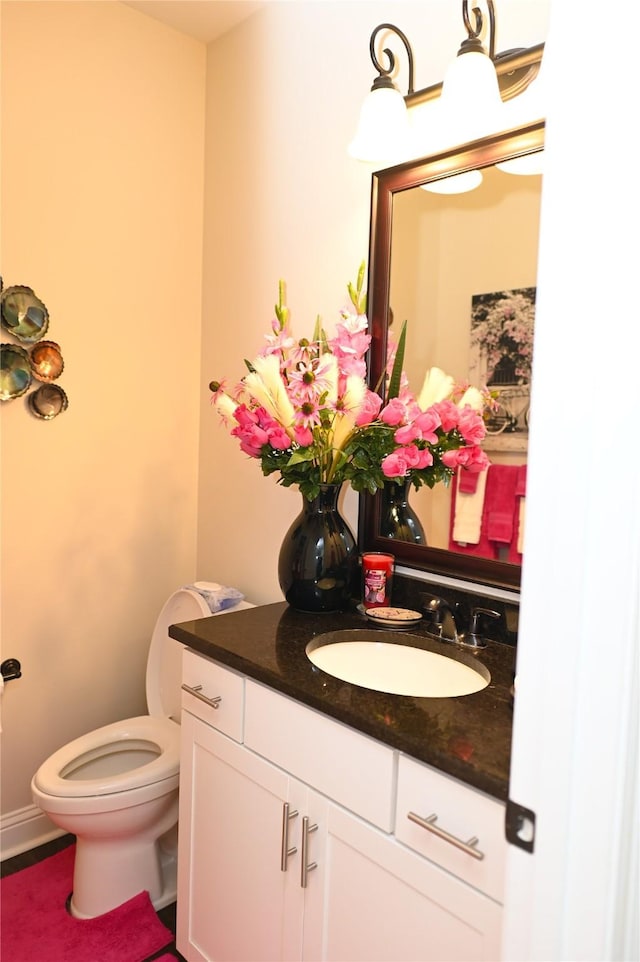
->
0 844 173 962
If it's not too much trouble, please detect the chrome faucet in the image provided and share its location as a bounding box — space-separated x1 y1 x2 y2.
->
424 597 464 644
424 597 500 650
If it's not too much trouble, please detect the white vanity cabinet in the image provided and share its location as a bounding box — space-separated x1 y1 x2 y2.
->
177 648 506 962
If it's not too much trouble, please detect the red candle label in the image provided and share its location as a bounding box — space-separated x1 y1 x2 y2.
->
362 553 394 608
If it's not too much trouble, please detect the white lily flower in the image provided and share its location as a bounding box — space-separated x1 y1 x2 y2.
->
457 385 484 412
244 354 296 435
214 393 238 421
417 367 455 410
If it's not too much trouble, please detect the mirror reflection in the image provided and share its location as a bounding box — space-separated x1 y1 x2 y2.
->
361 122 544 589
390 163 540 555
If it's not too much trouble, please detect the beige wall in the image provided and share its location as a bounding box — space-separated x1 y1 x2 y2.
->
0 0 549 843
1 1 205 826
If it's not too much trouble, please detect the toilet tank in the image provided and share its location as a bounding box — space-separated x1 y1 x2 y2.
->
146 586 255 721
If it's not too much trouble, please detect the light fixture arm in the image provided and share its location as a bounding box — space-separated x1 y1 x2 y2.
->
461 0 496 60
368 23 415 95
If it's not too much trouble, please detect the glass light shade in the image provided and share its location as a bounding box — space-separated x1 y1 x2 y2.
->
348 86 412 165
433 49 507 147
421 169 483 194
496 151 544 175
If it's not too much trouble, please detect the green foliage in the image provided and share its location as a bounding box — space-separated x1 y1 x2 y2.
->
347 260 367 315
387 320 407 401
342 424 397 494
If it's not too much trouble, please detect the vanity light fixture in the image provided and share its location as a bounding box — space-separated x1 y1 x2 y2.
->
348 22 415 167
349 0 545 184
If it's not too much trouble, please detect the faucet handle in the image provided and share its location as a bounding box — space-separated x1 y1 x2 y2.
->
424 595 446 615
470 607 501 633
457 606 501 649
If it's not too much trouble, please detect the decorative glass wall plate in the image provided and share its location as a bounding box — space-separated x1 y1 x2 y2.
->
0 285 49 343
1 343 32 400
29 340 64 382
28 383 68 419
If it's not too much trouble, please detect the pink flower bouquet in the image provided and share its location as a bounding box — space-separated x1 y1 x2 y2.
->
210 265 490 500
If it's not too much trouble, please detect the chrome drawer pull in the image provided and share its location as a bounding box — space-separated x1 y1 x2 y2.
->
181 683 222 710
280 803 298 871
407 811 485 860
300 816 318 888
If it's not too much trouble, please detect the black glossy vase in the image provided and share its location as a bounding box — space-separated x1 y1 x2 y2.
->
278 484 357 613
379 478 427 545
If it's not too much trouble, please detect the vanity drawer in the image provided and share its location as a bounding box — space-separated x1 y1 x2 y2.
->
181 649 244 742
395 754 507 902
244 679 396 832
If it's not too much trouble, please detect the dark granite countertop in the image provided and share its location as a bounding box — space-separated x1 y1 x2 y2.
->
169 600 516 802
169 602 516 800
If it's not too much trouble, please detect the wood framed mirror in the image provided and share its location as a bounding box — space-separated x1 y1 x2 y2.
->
359 120 545 591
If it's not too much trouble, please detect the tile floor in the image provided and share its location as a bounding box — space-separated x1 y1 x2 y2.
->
0 834 186 962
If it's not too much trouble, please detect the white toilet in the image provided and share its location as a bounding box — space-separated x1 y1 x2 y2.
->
31 583 253 919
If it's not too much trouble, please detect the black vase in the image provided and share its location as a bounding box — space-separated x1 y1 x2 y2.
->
278 484 357 613
379 478 427 545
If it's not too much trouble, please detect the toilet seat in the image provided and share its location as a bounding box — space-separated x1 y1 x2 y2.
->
32 715 179 799
32 587 214 804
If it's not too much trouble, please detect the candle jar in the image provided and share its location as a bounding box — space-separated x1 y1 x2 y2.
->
361 552 395 609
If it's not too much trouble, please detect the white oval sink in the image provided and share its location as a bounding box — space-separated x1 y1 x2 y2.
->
306 630 489 697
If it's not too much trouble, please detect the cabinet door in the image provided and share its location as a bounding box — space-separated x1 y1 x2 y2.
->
303 800 502 962
177 710 306 962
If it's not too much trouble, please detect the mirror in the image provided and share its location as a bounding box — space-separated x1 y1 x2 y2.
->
359 120 545 590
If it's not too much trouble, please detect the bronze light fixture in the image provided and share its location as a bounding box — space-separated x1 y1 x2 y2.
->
349 0 545 168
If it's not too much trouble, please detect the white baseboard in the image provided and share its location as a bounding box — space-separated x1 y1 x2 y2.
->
0 804 66 861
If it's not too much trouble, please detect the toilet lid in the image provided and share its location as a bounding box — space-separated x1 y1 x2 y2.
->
146 588 212 719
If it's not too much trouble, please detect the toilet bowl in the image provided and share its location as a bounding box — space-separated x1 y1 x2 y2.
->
31 584 253 919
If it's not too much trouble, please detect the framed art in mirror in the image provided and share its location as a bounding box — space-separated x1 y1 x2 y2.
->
359 120 545 591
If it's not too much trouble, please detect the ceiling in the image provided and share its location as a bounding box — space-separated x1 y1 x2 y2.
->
122 1 265 43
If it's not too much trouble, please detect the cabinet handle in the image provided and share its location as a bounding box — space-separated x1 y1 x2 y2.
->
280 803 298 871
181 683 222 710
300 815 318 888
407 811 485 861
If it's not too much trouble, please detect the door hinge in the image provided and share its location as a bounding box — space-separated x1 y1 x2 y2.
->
505 799 536 852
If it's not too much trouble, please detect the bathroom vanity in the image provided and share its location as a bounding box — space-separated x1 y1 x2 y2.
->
169 599 516 962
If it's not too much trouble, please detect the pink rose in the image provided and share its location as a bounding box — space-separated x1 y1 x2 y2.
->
293 424 314 447
356 390 383 426
381 450 410 478
442 446 489 471
432 400 459 433
414 447 434 470
441 449 461 469
380 397 407 426
457 406 486 445
382 444 430 478
267 426 292 450
413 408 441 444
